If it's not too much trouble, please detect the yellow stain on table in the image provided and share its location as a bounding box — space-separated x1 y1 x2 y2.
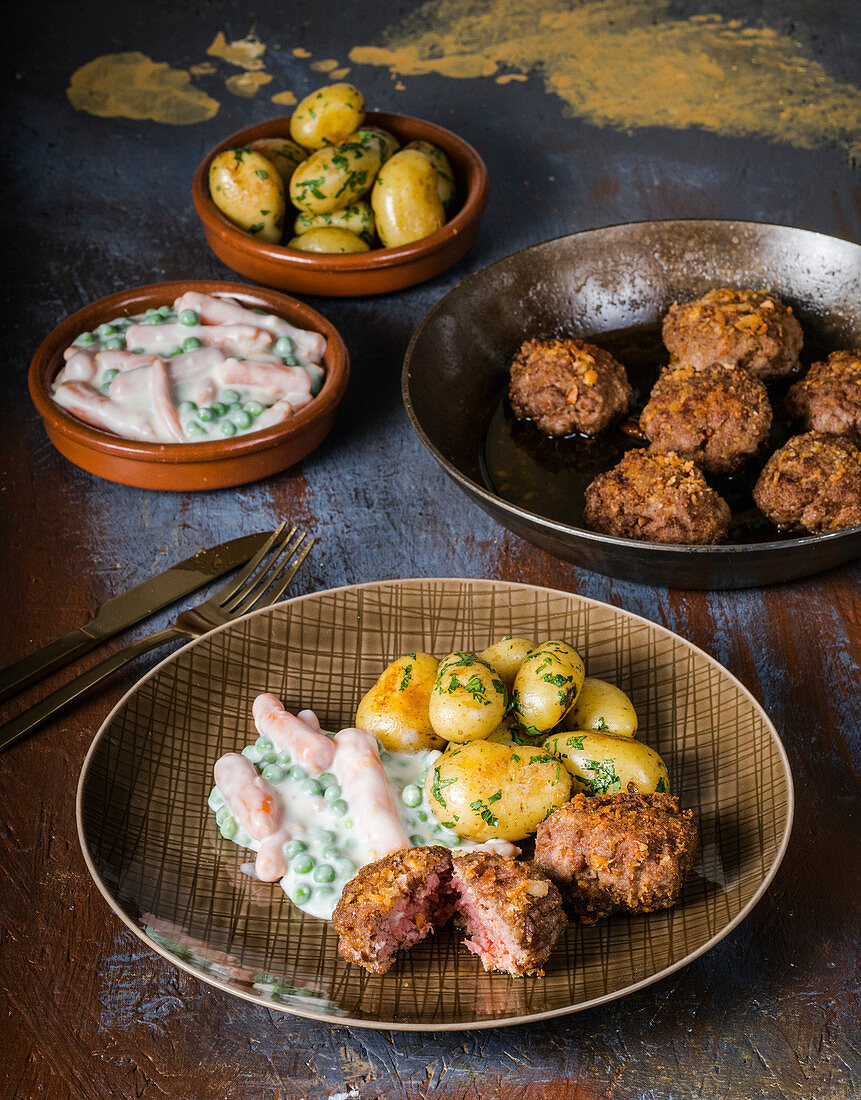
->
225 71 273 97
66 52 219 124
207 31 267 71
349 0 861 158
271 90 298 106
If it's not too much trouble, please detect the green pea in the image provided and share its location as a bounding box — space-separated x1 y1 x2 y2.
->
187 422 207 437
335 857 356 877
178 400 198 414
157 305 172 317
293 853 314 874
103 336 125 350
322 845 341 862
262 763 285 784
273 335 296 358
75 332 96 346
379 750 392 763
288 765 307 781
98 383 112 395
440 832 460 846
241 745 259 761
258 751 277 765
418 770 428 785
317 829 338 844
131 347 145 354
313 864 335 883
198 407 215 422
220 818 238 839
416 810 428 822
245 400 265 417
221 389 240 404
323 784 342 802
331 799 348 816
96 323 116 338
167 347 183 357
102 368 119 384
256 736 273 750
305 364 326 396
209 402 226 417
410 835 426 846
315 885 335 897
215 805 232 825
179 309 199 326
282 355 300 367
292 885 311 905
318 773 337 788
285 839 307 858
220 421 237 438
276 749 292 765
301 778 323 797
182 336 202 352
231 410 253 430
401 784 422 808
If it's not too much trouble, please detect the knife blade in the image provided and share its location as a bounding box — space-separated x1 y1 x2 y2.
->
0 531 273 702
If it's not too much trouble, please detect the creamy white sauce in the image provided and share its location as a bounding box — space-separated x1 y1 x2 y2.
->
51 292 326 444
209 697 518 921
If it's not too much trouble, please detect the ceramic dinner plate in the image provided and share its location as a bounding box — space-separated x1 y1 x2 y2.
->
77 579 793 1029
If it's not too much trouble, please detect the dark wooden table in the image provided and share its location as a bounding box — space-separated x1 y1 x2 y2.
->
2 3 859 1097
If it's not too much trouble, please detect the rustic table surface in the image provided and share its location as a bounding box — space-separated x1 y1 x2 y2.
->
2 2 859 1098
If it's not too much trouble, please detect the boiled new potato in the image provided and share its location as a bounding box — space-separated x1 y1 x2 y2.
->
428 652 507 743
209 148 286 243
293 201 375 245
486 713 524 745
348 126 400 164
566 677 638 737
290 140 381 215
287 226 369 253
356 653 443 753
478 637 535 692
404 140 457 214
544 730 669 795
425 740 571 841
290 83 366 149
371 150 446 248
249 138 308 188
511 640 585 736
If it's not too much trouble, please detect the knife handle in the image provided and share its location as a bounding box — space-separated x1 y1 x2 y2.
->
0 626 188 754
0 628 103 704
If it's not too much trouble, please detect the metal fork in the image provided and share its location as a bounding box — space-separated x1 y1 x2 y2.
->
0 524 313 753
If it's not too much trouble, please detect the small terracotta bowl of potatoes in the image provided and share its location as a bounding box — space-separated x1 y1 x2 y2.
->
192 82 489 297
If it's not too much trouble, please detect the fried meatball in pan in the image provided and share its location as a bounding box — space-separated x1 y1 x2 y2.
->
662 288 803 381
509 338 632 437
785 349 861 439
534 792 698 922
583 449 731 545
752 430 861 534
640 362 772 474
332 846 456 975
451 852 567 977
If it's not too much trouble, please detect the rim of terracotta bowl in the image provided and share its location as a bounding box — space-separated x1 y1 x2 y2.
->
192 111 489 275
29 280 350 465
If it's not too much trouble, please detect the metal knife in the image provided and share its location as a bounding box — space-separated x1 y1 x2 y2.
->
0 531 273 703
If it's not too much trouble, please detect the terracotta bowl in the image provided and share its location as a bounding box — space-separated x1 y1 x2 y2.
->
192 111 489 297
29 280 349 491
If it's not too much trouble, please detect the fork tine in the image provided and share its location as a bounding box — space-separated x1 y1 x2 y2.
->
222 529 306 615
228 530 310 616
208 523 292 605
261 537 314 606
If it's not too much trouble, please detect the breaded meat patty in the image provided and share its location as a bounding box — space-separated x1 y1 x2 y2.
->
509 338 632 437
333 848 567 977
785 349 861 438
663 288 803 381
534 792 698 922
332 846 456 975
451 852 567 977
640 362 772 474
583 449 731 545
752 430 861 534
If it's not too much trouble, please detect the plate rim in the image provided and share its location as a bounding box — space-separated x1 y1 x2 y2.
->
401 217 861 558
76 576 796 1030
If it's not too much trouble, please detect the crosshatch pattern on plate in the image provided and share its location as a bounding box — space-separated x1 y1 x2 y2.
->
78 579 792 1028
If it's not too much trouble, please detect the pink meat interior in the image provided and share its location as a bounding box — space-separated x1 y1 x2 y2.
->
453 878 524 975
370 870 457 968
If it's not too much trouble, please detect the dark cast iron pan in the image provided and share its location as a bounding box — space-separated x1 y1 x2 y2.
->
402 220 861 589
